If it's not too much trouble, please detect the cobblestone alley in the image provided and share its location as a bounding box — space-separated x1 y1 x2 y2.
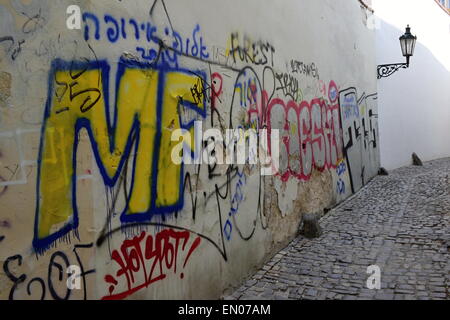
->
226 158 450 300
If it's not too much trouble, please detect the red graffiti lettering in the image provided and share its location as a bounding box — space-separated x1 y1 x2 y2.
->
266 81 343 181
102 229 201 300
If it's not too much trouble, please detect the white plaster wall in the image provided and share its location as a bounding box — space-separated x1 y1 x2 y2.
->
372 0 450 170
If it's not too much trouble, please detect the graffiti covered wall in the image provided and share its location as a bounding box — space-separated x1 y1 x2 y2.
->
0 0 379 299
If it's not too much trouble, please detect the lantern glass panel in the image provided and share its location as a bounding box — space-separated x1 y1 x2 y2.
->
400 38 408 56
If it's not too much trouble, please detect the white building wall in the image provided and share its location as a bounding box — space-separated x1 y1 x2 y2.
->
372 0 450 170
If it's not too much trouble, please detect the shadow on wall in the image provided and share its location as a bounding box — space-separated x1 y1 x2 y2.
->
376 19 450 170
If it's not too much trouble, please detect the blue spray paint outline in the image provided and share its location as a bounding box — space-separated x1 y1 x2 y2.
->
33 57 206 252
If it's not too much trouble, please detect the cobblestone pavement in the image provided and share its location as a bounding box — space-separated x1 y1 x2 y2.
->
226 158 450 300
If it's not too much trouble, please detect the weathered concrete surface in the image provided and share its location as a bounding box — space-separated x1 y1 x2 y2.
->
225 158 450 300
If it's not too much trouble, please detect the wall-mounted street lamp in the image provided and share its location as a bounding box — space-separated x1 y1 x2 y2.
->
377 25 417 79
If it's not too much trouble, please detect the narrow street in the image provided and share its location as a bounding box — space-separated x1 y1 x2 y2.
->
227 158 450 300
